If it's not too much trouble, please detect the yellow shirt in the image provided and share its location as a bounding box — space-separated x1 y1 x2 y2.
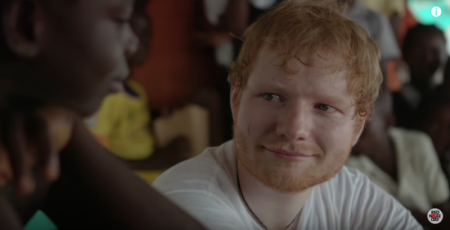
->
86 79 154 160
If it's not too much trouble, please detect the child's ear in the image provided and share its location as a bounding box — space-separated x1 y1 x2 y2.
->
3 0 40 59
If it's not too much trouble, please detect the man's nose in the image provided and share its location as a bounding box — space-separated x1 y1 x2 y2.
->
276 103 311 141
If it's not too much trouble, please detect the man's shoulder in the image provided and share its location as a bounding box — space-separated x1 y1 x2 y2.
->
319 166 392 204
153 141 237 195
314 167 422 229
325 166 371 189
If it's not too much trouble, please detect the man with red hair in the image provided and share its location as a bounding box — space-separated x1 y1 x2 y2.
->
153 1 422 229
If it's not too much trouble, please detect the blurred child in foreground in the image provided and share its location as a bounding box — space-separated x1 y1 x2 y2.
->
0 0 206 229
86 0 191 184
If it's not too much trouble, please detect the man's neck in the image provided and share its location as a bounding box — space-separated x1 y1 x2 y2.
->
237 162 312 230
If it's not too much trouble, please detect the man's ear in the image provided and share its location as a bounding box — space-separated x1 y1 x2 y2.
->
230 87 240 121
352 119 366 146
3 0 40 59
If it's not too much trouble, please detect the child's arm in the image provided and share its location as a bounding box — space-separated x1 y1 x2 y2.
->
43 118 206 229
0 192 22 230
123 136 191 171
1 109 206 230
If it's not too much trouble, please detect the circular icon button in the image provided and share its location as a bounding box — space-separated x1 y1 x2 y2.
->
428 208 443 224
431 6 442 17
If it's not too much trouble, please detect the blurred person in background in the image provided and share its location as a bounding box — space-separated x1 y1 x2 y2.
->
0 0 207 229
192 0 250 144
202 0 283 67
201 0 282 142
358 0 405 41
86 0 192 184
443 58 450 90
416 88 450 187
393 24 448 129
348 88 450 230
340 0 401 71
359 0 417 92
131 0 228 146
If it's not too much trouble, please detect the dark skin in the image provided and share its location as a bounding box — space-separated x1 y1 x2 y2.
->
0 191 21 230
352 92 398 182
51 119 205 230
128 0 152 66
416 101 450 229
123 136 191 171
403 33 448 95
4 114 206 230
418 105 450 158
0 0 206 229
443 58 450 89
353 91 450 230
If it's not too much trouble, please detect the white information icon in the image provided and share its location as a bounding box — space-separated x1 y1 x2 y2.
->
431 6 442 17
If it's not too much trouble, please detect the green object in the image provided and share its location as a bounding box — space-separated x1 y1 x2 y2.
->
408 0 450 54
408 0 450 29
24 211 57 230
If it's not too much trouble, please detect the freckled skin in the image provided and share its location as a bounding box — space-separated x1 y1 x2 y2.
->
232 48 364 193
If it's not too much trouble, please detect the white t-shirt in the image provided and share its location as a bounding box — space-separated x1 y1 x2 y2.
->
346 128 450 214
153 141 422 230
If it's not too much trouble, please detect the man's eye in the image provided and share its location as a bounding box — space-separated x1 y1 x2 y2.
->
262 94 281 102
315 104 336 112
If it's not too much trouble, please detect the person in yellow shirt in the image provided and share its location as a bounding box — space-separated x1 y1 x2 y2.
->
87 79 191 183
86 0 191 184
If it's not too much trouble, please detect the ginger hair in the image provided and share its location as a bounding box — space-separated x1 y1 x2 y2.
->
228 0 382 120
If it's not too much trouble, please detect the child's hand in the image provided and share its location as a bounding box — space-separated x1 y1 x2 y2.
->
0 107 75 195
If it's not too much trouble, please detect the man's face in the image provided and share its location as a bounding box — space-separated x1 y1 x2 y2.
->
421 105 450 156
406 34 447 83
25 0 138 116
232 48 363 194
